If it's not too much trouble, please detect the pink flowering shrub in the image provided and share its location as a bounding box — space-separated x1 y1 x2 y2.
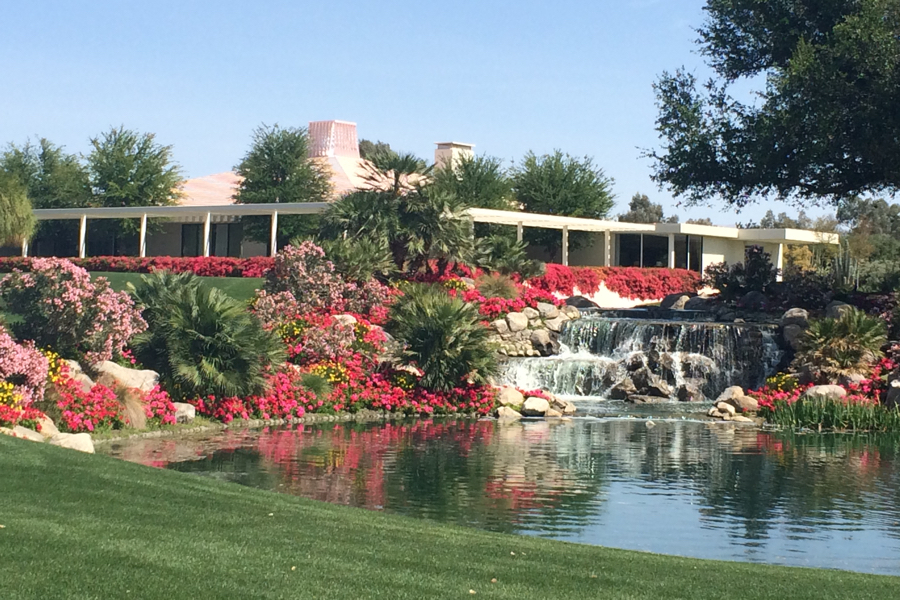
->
0 258 146 363
0 326 49 406
258 242 398 323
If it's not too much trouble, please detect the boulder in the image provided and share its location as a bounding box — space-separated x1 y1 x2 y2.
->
496 387 525 409
522 307 540 320
544 316 567 333
496 406 523 421
800 385 847 401
332 314 358 327
716 402 737 416
64 360 96 393
545 408 563 418
460 277 476 290
683 296 712 311
506 312 529 333
609 378 637 400
676 383 704 403
565 296 599 309
537 302 559 319
521 397 551 417
737 291 769 311
707 407 724 419
562 401 577 415
491 319 510 335
825 301 853 320
36 414 60 438
781 308 810 328
626 395 670 404
92 361 158 393
783 324 805 350
173 402 196 423
660 293 692 310
625 354 645 371
884 381 900 409
49 433 94 454
715 386 746 404
632 367 672 398
530 329 554 356
729 415 754 423
13 426 44 443
562 306 582 320
727 395 759 413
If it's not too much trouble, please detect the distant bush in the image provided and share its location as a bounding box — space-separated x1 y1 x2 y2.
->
704 245 778 301
0 258 146 363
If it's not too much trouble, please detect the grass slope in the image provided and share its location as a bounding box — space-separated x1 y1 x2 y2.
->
92 272 264 302
1 436 898 600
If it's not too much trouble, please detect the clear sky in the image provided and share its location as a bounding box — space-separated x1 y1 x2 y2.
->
1 0 808 224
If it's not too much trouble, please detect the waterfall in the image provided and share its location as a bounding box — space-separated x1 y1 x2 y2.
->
500 317 782 401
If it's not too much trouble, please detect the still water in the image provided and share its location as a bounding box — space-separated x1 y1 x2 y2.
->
100 415 900 575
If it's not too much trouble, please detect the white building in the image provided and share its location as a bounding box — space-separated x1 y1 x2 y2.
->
14 120 838 272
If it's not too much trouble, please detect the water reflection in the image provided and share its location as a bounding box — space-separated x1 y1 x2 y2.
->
100 419 900 575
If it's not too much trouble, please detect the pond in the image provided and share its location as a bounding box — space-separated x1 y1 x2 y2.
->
99 412 900 576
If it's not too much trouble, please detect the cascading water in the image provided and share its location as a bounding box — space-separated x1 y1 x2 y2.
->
500 317 782 401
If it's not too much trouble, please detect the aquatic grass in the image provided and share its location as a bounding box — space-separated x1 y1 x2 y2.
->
761 395 900 432
3 434 900 599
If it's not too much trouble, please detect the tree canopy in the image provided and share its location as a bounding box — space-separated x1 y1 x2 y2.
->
233 124 332 245
512 150 614 255
1 139 91 209
650 0 900 207
618 193 678 224
432 155 515 211
358 139 392 160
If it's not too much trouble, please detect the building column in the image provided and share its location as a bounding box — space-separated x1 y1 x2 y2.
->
139 214 148 258
775 243 785 282
668 233 676 269
639 234 644 268
78 214 87 259
269 211 279 257
516 221 523 243
604 230 611 266
202 212 212 257
562 226 569 266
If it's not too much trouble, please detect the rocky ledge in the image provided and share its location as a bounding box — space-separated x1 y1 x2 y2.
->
489 302 582 358
706 386 760 424
492 386 577 421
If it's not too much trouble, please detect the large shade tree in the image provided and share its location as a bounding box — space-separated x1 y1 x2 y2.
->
233 124 332 247
512 150 615 256
618 193 678 224
650 0 900 207
87 127 184 254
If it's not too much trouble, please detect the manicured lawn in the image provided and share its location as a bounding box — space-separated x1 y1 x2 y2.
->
1 436 898 600
91 272 264 302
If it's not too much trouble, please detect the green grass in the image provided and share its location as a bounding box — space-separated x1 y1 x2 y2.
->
91 272 264 302
1 436 898 600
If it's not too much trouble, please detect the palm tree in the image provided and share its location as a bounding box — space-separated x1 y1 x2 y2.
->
130 271 286 400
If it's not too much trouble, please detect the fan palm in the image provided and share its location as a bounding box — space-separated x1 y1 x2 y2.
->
130 271 285 400
387 284 497 391
793 307 888 382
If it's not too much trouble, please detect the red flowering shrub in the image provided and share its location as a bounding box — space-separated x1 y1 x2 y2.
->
143 386 177 426
0 256 275 278
528 265 701 300
451 284 561 320
54 373 123 433
0 404 43 430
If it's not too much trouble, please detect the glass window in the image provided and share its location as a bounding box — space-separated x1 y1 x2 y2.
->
642 235 669 268
617 234 642 267
674 235 688 269
181 224 201 257
688 236 702 272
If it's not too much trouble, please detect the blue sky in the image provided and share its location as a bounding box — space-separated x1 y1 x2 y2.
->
1 0 805 224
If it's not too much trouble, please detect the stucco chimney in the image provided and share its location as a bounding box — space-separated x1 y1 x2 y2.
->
434 141 474 171
308 120 360 158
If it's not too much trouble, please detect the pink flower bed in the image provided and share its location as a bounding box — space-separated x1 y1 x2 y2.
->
0 256 274 278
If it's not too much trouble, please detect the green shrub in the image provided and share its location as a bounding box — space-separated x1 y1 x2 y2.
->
387 284 497 391
475 273 519 300
316 236 395 282
793 307 887 382
704 245 778 300
130 271 285 401
477 235 545 279
299 372 332 401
